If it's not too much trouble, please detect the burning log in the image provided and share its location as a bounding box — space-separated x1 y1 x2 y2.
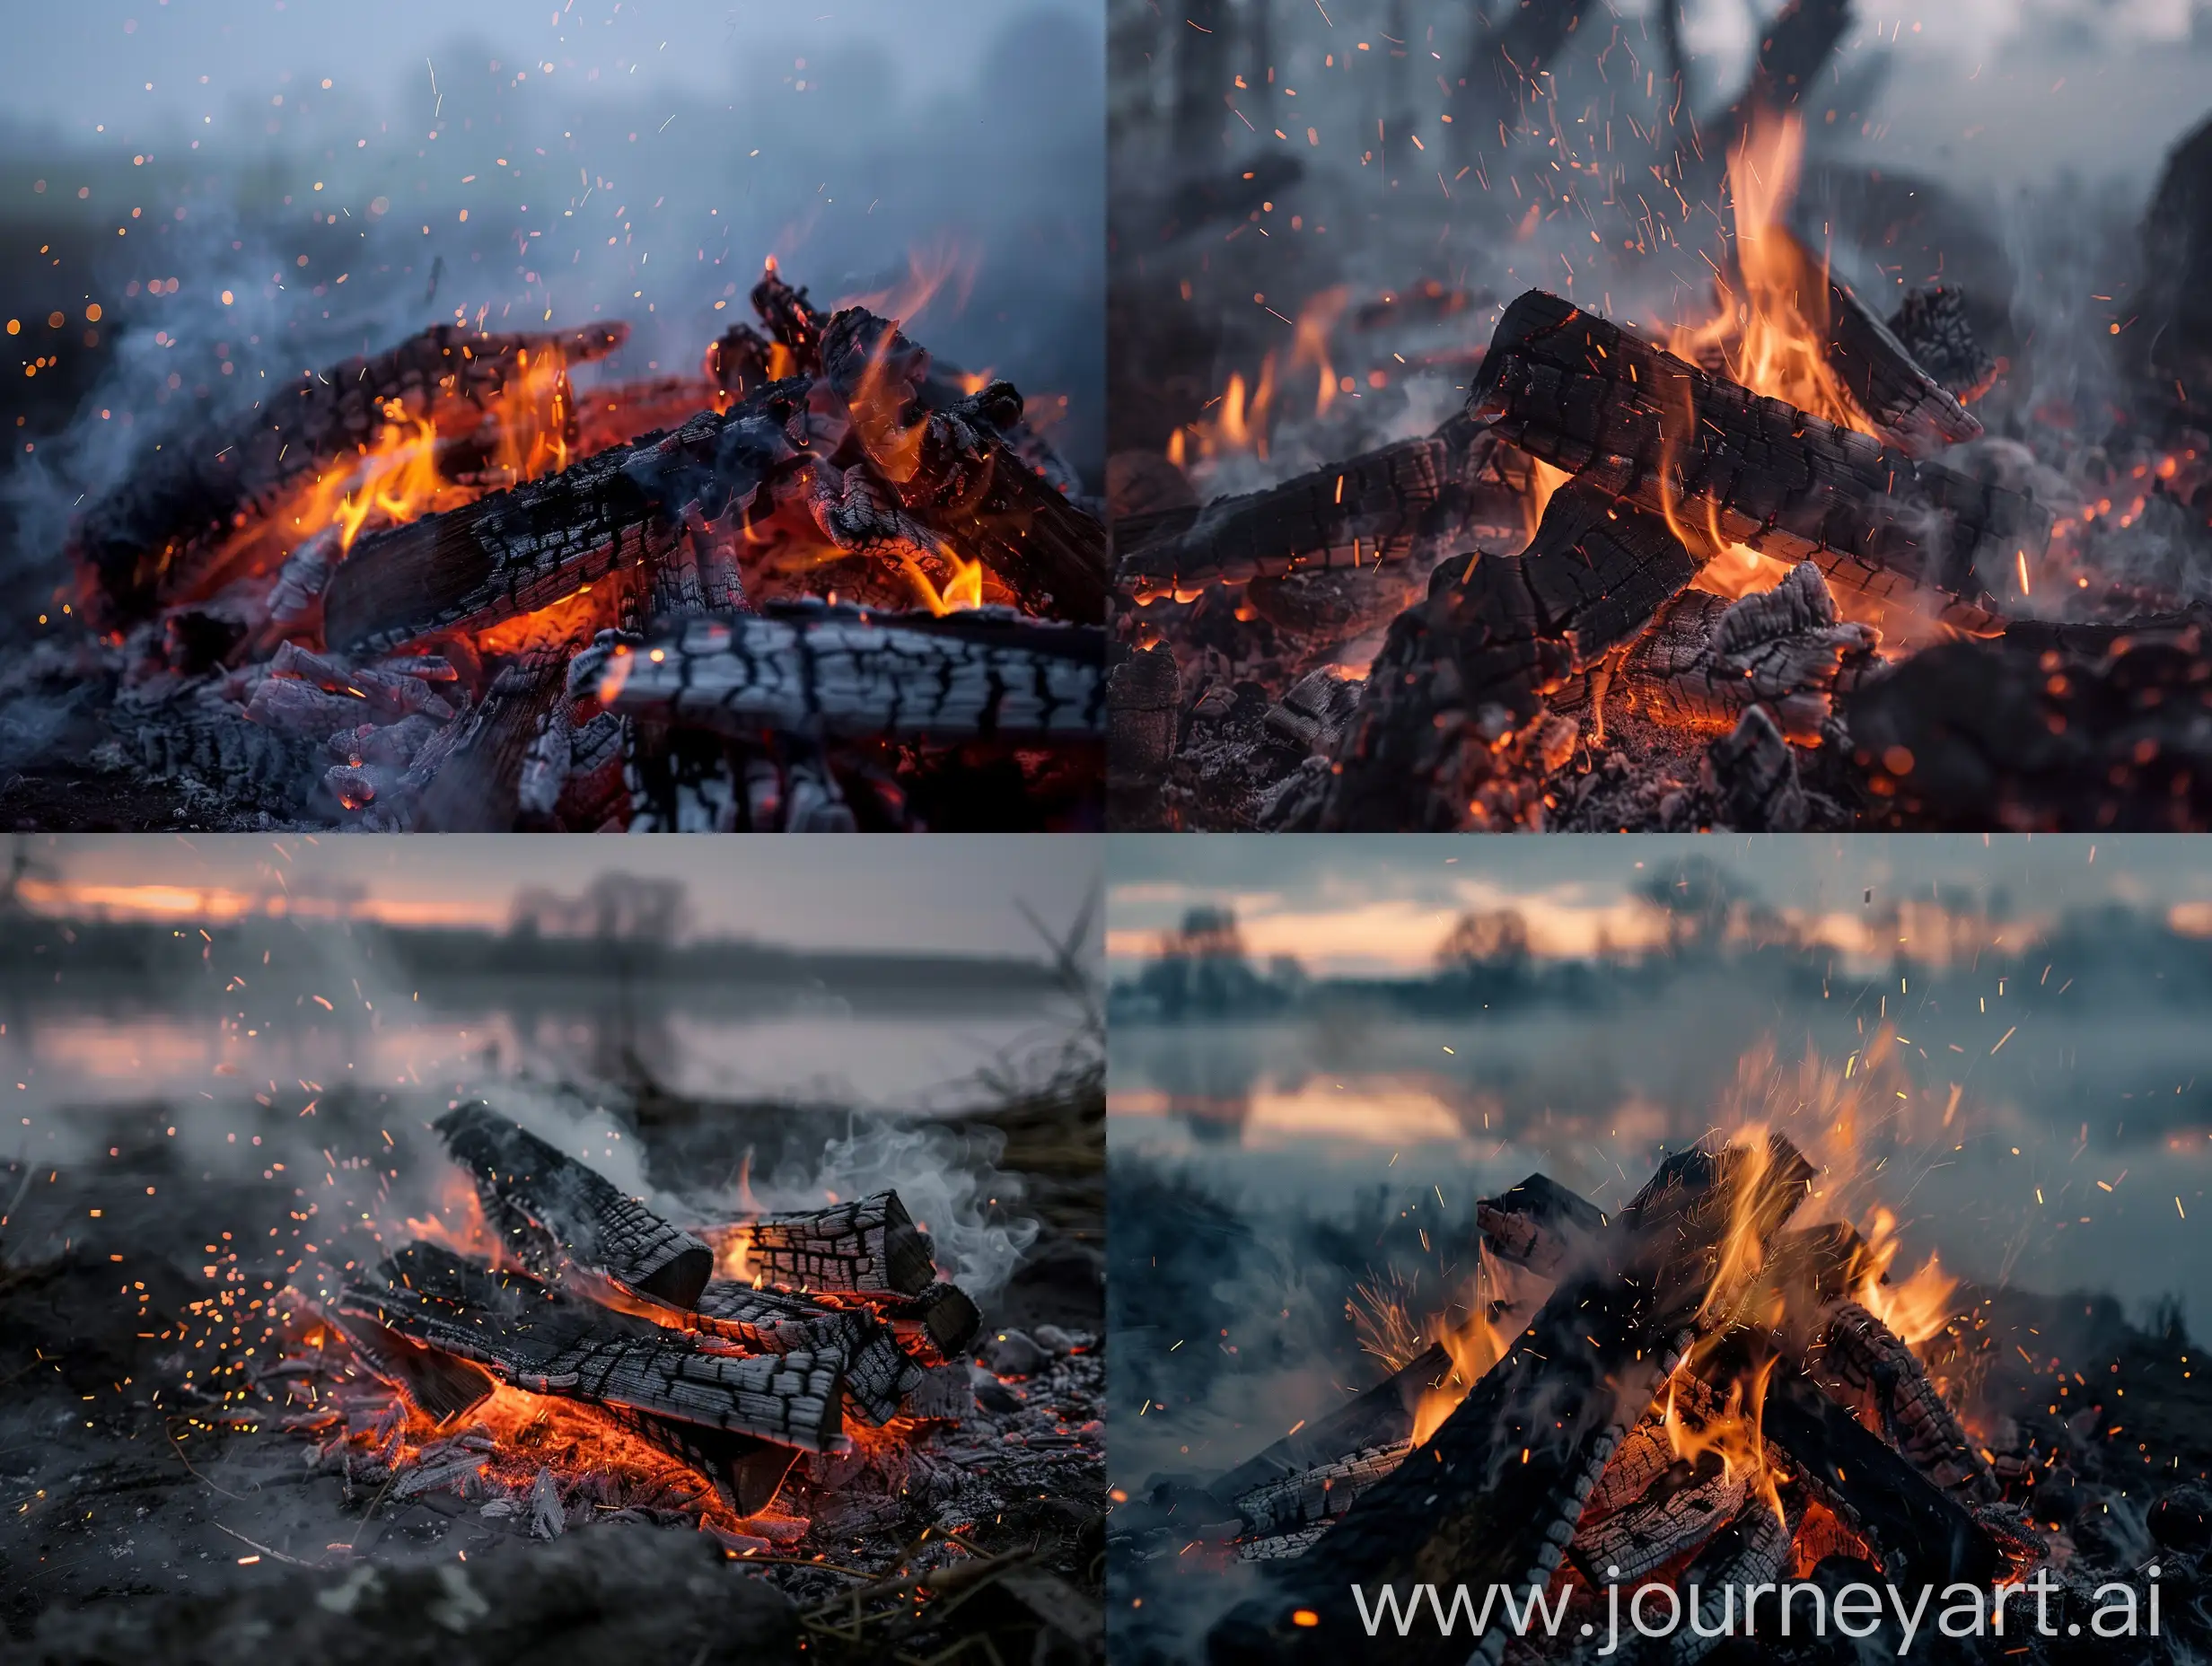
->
1621 562 1877 744
1112 416 1524 601
1809 1301 1999 1499
1702 1330 2006 1587
338 1242 849 1454
74 321 629 628
320 1303 497 1423
320 384 808 657
1655 1492 1803 1664
592 1407 803 1518
1568 1451 1748 1584
1209 1137 1815 1666
1316 484 1710 830
436 1103 715 1308
689 1281 920 1425
745 1190 941 1297
1818 266 1985 454
1467 290 2044 629
592 604 1105 745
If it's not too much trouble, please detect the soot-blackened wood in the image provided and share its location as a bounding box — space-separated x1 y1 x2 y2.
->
1820 267 1983 453
321 384 808 655
340 1243 848 1452
1468 290 2044 628
1660 1493 1801 1665
1568 1453 1746 1584
1709 1331 2004 1587
598 604 1105 744
1317 484 1706 830
75 322 628 627
689 1280 920 1425
745 1190 939 1297
1475 1171 1611 1276
595 1406 801 1517
1113 416 1520 600
320 1303 497 1423
435 1103 715 1308
402 616 604 833
868 1280 985 1363
1210 1140 1814 1666
814 308 1108 622
1846 634 2212 830
1809 1301 1998 1499
1888 286 2000 405
1233 1442 1414 1544
1623 562 1876 743
1212 1342 1453 1508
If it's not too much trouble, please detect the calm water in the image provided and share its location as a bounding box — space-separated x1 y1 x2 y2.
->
1109 974 2212 1324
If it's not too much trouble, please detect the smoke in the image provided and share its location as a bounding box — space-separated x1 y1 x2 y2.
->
748 1117 1041 1304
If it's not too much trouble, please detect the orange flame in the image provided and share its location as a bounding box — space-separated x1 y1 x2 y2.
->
1290 287 1349 419
900 546 986 615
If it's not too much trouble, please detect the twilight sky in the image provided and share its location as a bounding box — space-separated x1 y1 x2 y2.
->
1107 834 2212 975
22 834 1101 956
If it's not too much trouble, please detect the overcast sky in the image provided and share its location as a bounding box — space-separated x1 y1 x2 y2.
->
25 834 1101 955
1107 835 2212 974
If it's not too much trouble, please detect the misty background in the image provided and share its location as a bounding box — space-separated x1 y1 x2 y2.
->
0 0 1105 630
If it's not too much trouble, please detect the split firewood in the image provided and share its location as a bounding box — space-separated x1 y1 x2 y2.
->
1888 286 2000 405
1209 1341 1453 1510
1113 415 1524 601
1568 1451 1748 1584
1809 1301 1999 1500
592 1406 802 1518
338 1243 849 1453
1814 258 1984 453
1474 1171 1610 1276
590 605 1104 745
1210 1138 1814 1666
435 1103 716 1309
689 1281 918 1426
319 1302 496 1423
1698 1328 2005 1587
868 1281 985 1363
75 321 629 627
1318 485 1709 830
1622 562 1877 744
744 1190 940 1297
1846 633 2212 829
1467 289 2045 629
1261 667 1365 759
320 383 809 656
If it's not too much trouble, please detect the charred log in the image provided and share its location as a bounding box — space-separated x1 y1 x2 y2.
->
1317 485 1708 830
1819 264 1984 452
593 605 1104 744
1808 1301 1999 1499
75 322 628 627
1210 1139 1813 1666
1888 286 2000 406
745 1190 940 1297
1467 289 2044 627
435 1102 715 1308
1113 416 1520 600
689 1281 919 1425
321 385 807 656
339 1244 848 1452
593 1406 803 1517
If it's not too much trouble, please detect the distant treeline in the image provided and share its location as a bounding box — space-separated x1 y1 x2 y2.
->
1110 878 2212 1024
0 911 1055 1010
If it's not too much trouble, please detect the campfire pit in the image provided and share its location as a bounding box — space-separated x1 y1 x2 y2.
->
9 265 1107 831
